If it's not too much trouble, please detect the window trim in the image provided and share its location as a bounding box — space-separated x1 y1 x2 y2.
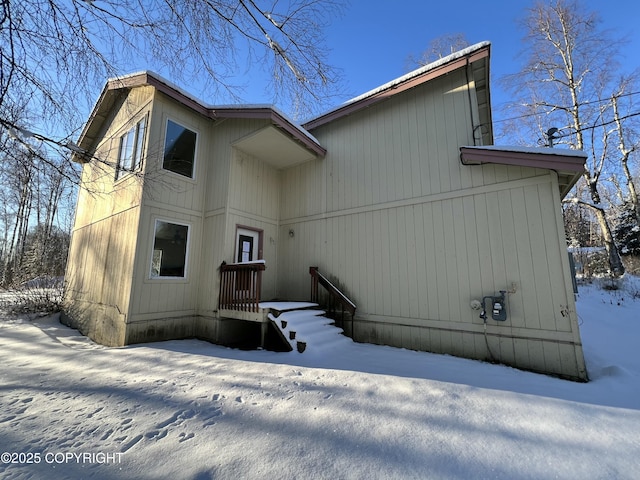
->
162 118 198 179
149 218 191 280
115 114 148 181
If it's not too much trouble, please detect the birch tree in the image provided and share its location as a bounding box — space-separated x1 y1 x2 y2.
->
0 0 343 284
407 34 470 69
611 80 640 225
0 0 343 163
502 0 638 276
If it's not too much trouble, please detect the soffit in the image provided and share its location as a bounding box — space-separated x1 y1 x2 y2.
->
471 55 492 146
233 125 316 169
460 146 587 198
75 72 326 163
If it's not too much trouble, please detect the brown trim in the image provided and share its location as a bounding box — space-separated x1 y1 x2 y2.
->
302 45 490 130
459 146 586 173
80 72 325 160
212 107 326 157
460 146 586 198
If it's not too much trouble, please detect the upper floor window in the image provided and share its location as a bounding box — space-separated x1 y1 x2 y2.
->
163 119 197 178
116 115 147 180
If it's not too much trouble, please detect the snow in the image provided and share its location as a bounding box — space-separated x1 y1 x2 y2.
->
107 71 324 148
1 278 640 479
461 144 588 158
258 301 318 311
304 42 492 125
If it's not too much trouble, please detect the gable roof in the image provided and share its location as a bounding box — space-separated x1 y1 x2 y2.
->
74 71 326 163
76 42 492 163
302 41 492 139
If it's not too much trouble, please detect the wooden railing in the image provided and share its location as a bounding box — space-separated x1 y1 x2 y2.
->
309 266 356 319
219 261 266 313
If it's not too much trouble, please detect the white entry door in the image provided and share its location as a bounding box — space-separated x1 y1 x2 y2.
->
235 227 261 263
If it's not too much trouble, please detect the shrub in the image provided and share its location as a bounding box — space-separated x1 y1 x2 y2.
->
1 277 64 315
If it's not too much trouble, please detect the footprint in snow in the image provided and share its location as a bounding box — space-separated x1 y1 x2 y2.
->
120 434 143 453
145 429 168 440
87 406 104 418
202 407 223 427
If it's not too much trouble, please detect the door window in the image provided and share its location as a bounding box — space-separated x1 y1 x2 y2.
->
235 227 261 263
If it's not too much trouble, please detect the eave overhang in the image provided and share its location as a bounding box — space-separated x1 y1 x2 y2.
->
460 145 587 198
303 42 491 132
73 72 325 164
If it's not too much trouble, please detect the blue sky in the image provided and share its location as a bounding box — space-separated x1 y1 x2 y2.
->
225 0 640 119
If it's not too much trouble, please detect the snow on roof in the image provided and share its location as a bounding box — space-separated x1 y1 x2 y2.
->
304 41 491 125
106 70 323 149
464 144 588 158
347 41 491 105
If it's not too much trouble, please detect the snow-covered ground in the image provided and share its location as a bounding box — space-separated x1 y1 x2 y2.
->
1 278 639 479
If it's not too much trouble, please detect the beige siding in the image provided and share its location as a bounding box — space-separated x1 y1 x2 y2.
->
225 149 282 300
276 70 585 379
127 95 283 320
63 88 153 345
140 91 210 212
127 206 202 322
204 117 272 213
63 207 139 346
124 92 208 325
66 71 586 379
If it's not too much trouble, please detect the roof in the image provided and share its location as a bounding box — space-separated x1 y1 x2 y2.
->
74 71 326 163
302 41 492 137
459 145 587 198
77 42 493 163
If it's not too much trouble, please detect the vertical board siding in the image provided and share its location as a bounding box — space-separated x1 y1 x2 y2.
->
129 206 201 319
228 150 280 221
276 66 585 378
65 87 152 339
67 68 585 377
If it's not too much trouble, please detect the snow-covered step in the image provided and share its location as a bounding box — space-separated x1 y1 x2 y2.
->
265 304 351 354
300 333 353 353
286 318 336 337
296 327 344 345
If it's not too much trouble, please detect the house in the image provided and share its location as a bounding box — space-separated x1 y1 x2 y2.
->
62 42 589 381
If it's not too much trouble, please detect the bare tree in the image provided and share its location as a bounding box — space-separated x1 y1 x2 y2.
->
407 34 470 69
0 0 344 157
501 0 638 276
611 80 640 224
0 0 344 283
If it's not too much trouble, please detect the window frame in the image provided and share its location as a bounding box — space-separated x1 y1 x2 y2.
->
115 114 147 180
149 218 191 280
162 118 198 179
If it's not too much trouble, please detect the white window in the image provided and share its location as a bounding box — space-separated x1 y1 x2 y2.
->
163 119 197 178
116 115 147 180
150 220 190 278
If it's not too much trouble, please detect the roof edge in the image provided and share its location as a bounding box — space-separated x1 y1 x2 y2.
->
303 41 491 131
460 145 587 198
77 71 325 160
